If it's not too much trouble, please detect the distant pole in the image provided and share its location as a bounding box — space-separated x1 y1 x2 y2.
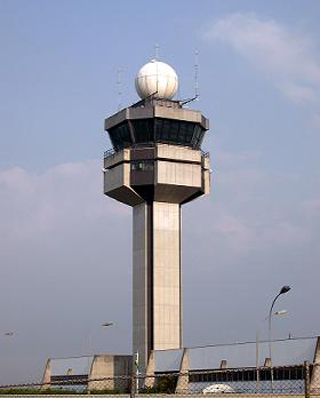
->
256 310 287 392
194 50 199 99
87 322 113 355
268 286 291 391
155 44 159 96
117 68 122 111
135 352 139 393
154 43 159 60
256 330 260 391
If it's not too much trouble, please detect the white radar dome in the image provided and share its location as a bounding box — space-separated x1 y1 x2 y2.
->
135 59 178 100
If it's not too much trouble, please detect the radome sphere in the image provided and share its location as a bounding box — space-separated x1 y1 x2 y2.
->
135 60 178 100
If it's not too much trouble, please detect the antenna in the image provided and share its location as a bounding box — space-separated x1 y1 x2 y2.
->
154 43 159 95
117 67 122 111
180 51 201 106
194 50 200 100
154 43 159 60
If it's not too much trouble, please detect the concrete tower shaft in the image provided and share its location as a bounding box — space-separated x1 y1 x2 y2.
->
103 96 210 371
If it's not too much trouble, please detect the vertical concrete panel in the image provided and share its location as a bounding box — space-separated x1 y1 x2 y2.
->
145 351 155 388
133 201 182 372
153 202 182 350
40 359 51 390
311 337 320 392
89 355 114 391
133 203 149 373
176 348 190 393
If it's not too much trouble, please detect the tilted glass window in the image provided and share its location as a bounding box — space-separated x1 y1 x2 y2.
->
109 122 132 151
154 118 197 146
192 125 205 149
132 119 154 143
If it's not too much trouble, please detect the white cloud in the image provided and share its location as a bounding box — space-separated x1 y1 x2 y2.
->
206 13 320 105
310 113 320 129
303 198 320 215
0 160 128 243
0 157 319 383
0 161 132 384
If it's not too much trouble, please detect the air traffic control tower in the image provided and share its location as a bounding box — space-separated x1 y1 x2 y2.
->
103 59 211 371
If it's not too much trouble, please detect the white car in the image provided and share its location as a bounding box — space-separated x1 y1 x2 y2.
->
202 384 235 394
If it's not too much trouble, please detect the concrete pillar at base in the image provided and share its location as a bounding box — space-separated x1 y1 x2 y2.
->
144 351 156 388
311 337 320 392
40 359 51 390
88 355 132 392
175 348 189 394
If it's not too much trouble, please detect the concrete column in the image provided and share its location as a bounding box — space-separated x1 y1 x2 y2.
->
144 351 155 388
88 355 114 391
311 337 320 392
40 359 51 390
153 202 182 351
133 203 150 373
176 348 190 394
132 202 182 373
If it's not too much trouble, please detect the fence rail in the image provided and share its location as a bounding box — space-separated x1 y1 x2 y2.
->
0 363 319 397
103 145 210 161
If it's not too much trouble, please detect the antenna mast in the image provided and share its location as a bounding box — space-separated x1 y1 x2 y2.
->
155 43 159 95
180 51 200 105
117 67 122 111
154 43 159 60
194 50 200 100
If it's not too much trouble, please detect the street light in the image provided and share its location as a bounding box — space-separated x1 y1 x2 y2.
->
4 332 14 337
274 310 287 316
87 322 113 355
256 310 287 391
268 286 291 390
102 322 113 328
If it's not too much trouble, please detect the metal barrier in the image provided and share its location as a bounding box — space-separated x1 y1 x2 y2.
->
103 145 210 161
0 363 319 396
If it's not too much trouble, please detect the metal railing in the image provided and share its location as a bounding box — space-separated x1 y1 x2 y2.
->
103 144 210 161
0 363 319 397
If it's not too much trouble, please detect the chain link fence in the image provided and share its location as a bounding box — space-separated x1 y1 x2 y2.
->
0 363 319 397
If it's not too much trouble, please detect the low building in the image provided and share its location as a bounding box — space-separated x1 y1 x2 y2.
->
42 337 320 394
146 336 320 394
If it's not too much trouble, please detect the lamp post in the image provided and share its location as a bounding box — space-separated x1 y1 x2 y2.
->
86 322 113 385
268 286 291 391
87 322 113 355
4 332 14 337
256 310 287 391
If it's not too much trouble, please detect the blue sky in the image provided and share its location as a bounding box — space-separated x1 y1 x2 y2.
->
0 0 320 384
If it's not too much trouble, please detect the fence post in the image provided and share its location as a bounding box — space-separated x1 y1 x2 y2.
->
305 361 311 398
130 371 136 398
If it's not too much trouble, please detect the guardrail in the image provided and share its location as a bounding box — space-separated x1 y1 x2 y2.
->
0 363 318 397
103 145 210 161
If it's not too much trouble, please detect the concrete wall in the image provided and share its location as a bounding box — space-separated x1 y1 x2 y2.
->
89 355 132 391
40 359 51 389
153 202 181 351
42 355 132 392
156 144 201 163
89 355 114 391
156 161 201 187
104 162 143 206
133 203 150 373
104 144 211 206
311 338 320 392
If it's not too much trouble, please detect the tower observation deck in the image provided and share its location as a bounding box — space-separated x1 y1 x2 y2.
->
103 60 211 372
